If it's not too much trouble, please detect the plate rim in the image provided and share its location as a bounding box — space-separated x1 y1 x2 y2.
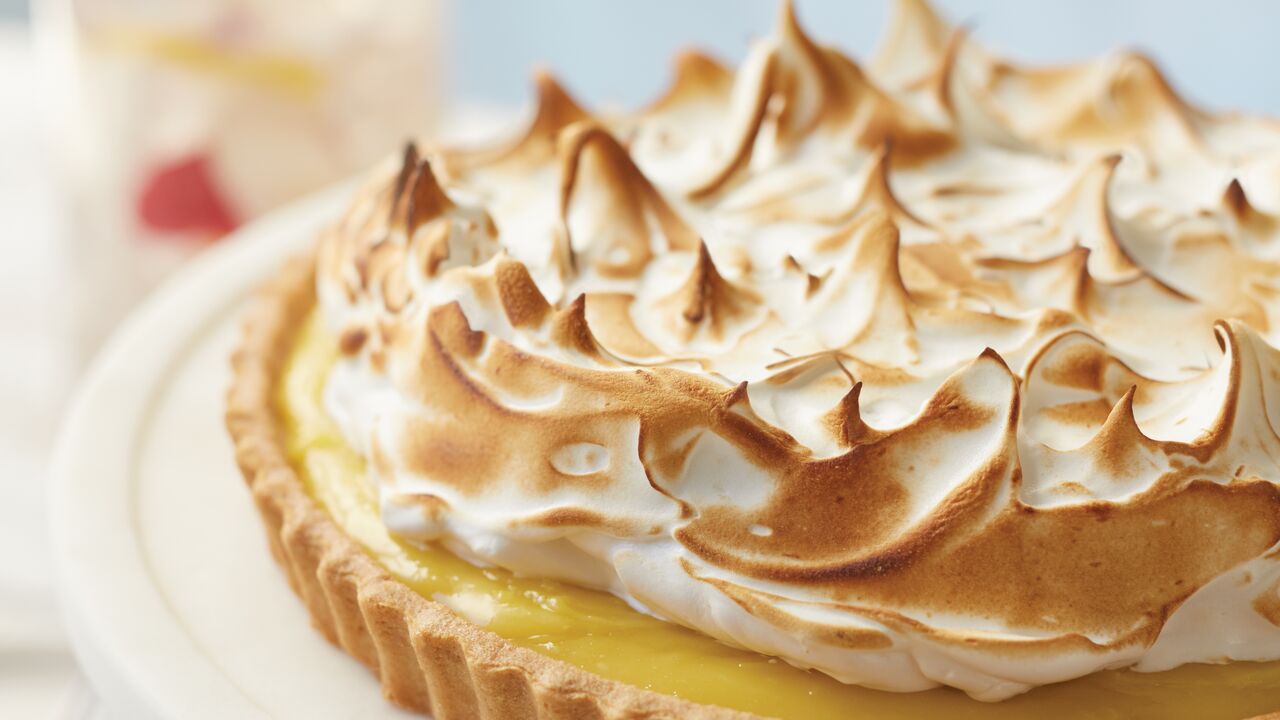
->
48 181 354 720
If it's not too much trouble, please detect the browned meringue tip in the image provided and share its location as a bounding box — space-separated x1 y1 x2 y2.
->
448 70 592 171
550 294 608 359
721 380 752 409
531 68 591 128
872 0 950 82
493 257 552 329
557 121 700 276
682 242 722 324
556 122 642 208
675 241 762 328
824 381 885 448
644 49 734 113
1085 385 1160 465
1224 178 1254 218
993 48 1204 152
426 302 486 359
392 158 455 235
1112 51 1198 119
391 142 421 199
684 52 777 201
1058 154 1138 278
976 345 1012 370
775 0 808 46
1222 177 1280 234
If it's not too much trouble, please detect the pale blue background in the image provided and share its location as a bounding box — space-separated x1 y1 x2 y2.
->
3 0 1277 116
451 1 1280 116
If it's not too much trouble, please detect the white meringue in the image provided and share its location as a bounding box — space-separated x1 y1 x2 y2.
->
315 0 1280 700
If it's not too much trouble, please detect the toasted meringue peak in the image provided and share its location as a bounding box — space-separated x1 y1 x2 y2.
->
806 210 918 364
317 0 1280 702
394 157 454 232
1223 176 1280 240
824 381 887 449
658 241 764 343
548 294 610 360
649 50 734 113
872 0 951 89
558 122 700 279
1045 154 1140 278
493 256 552 328
447 71 591 173
999 51 1200 153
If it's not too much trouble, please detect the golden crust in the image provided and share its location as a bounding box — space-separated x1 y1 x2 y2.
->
225 252 756 720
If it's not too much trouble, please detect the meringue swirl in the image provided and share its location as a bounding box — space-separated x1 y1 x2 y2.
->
315 0 1280 700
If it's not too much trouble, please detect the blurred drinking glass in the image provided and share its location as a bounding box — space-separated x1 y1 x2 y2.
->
37 0 440 360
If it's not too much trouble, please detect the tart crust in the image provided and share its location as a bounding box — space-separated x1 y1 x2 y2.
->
225 252 752 719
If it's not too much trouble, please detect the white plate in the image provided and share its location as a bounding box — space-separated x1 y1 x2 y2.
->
50 182 419 720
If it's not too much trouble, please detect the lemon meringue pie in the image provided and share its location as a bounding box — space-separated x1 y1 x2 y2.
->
227 1 1280 717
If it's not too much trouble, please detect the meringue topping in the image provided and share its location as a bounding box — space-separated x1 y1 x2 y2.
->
316 0 1280 701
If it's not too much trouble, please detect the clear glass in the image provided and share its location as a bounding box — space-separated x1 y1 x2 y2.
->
37 0 441 359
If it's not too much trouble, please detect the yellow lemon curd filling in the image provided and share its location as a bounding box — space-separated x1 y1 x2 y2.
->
279 312 1280 720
